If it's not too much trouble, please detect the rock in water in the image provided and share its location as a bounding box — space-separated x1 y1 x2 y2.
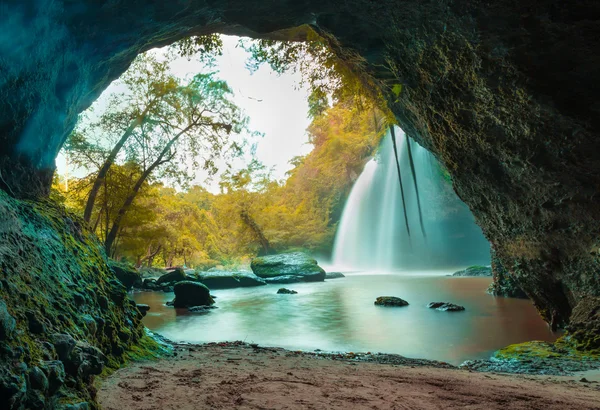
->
196 271 266 289
427 302 465 311
325 272 345 279
108 260 141 290
374 296 409 307
251 252 326 282
452 266 492 277
277 288 298 294
156 268 188 286
172 281 214 308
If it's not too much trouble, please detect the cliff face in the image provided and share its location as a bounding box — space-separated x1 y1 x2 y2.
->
0 190 147 408
0 0 599 352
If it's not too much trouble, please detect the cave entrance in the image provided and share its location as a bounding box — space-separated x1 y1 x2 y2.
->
51 32 556 366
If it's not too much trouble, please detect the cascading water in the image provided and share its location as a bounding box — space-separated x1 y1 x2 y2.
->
332 127 490 271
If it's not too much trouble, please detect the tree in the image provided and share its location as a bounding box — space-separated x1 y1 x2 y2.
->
74 53 180 223
102 70 247 254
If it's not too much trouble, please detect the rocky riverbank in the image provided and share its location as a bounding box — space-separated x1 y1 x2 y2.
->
98 341 600 410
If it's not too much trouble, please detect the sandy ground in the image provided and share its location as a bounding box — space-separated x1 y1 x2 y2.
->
98 343 600 410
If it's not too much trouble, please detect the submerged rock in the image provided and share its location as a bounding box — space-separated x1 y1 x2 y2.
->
251 252 325 282
277 288 298 294
325 272 345 279
172 281 214 308
374 296 409 307
196 271 266 289
427 302 465 311
452 266 491 277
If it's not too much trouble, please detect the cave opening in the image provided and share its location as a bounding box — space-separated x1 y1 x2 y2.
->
1 2 600 409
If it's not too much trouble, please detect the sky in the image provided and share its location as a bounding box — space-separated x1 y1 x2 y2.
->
55 35 314 192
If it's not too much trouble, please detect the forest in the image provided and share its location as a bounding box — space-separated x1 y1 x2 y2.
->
52 34 389 269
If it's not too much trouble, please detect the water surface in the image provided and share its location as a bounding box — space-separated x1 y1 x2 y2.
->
133 273 557 365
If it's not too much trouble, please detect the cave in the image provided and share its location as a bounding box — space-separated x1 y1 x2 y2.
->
1 1 600 408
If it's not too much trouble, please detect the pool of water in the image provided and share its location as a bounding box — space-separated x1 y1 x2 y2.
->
132 272 558 365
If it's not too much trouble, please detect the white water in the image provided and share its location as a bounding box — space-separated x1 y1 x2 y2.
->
332 127 490 271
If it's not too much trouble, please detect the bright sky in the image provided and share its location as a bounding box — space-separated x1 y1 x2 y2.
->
55 35 314 192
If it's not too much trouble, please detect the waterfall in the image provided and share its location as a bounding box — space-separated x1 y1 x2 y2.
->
332 127 490 271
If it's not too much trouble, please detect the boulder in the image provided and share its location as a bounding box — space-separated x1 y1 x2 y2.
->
196 271 266 289
325 272 345 279
374 296 409 307
108 260 141 290
172 281 214 308
156 268 188 285
427 302 465 311
452 266 492 277
277 288 298 294
251 252 325 282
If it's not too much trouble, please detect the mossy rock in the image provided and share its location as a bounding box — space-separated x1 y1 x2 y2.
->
250 252 325 282
108 259 140 290
0 190 148 408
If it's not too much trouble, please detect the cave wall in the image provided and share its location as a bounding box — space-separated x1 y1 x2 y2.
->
0 190 147 408
1 1 599 326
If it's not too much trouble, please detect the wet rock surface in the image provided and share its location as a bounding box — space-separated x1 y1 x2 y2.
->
251 252 326 282
427 302 465 312
325 272 345 279
277 288 298 295
374 296 409 307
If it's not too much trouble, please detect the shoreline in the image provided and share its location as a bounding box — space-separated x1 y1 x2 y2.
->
98 340 600 410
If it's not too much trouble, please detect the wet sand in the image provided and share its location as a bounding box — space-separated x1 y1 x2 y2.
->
98 342 600 410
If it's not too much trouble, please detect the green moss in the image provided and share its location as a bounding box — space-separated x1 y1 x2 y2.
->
100 333 166 378
495 337 600 361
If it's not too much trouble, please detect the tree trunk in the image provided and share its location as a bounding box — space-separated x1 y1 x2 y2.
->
104 125 191 254
240 209 274 256
83 115 145 223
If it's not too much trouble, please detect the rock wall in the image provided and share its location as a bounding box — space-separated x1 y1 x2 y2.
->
1 1 599 327
0 190 146 409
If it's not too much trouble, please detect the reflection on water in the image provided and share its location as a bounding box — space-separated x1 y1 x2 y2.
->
132 273 558 365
